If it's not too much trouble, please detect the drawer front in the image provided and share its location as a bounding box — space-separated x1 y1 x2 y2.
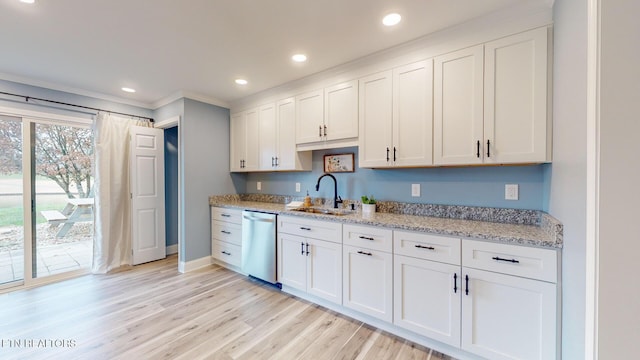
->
278 216 342 243
212 221 242 246
343 224 393 253
211 207 243 224
212 240 241 267
462 239 558 283
394 231 461 265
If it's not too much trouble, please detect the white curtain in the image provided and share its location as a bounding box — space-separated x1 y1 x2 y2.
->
92 113 134 273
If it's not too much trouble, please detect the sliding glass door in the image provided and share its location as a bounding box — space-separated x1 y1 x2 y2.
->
0 114 93 290
0 115 24 287
33 122 94 279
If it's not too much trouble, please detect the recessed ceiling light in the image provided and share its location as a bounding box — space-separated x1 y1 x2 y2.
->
121 87 136 93
19 0 35 4
382 13 402 26
292 54 307 63
235 79 248 85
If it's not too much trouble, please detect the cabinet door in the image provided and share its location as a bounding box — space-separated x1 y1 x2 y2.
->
278 233 307 292
229 112 246 172
324 80 358 141
358 71 393 168
434 45 484 165
244 107 260 171
296 89 324 144
394 255 461 347
307 238 342 304
276 97 296 169
484 27 549 164
343 245 393 322
258 103 277 170
462 268 557 360
393 60 434 167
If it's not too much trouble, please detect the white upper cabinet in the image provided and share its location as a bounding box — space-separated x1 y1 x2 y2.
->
276 97 312 171
229 112 246 172
296 81 359 150
360 61 433 168
393 60 433 167
484 27 550 164
295 89 324 144
359 71 393 168
229 108 260 171
233 26 552 169
258 103 277 170
324 80 358 141
243 107 260 171
231 99 311 173
434 45 485 166
435 27 551 166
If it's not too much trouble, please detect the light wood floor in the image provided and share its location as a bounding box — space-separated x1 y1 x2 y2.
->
0 255 455 360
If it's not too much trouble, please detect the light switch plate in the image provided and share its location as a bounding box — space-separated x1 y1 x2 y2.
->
257 182 262 191
505 184 519 200
411 184 420 197
295 183 301 192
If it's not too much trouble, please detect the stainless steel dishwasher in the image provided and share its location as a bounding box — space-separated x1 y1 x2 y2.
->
241 210 277 284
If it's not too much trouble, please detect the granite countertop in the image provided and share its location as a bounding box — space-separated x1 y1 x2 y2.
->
209 195 563 249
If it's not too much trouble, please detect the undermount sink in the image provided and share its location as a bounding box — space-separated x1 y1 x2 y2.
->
289 207 353 216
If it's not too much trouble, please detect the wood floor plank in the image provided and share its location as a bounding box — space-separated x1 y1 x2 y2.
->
0 256 456 360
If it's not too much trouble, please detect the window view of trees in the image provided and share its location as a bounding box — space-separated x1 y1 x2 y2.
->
0 122 93 198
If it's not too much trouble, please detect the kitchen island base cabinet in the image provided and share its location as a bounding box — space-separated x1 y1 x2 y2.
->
394 255 461 348
342 244 393 323
461 267 557 360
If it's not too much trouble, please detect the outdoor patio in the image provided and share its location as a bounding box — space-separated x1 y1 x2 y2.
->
0 239 92 284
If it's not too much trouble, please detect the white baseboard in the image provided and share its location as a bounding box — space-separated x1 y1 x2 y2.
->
166 244 178 255
178 256 212 273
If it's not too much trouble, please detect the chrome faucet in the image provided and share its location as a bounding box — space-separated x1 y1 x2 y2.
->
315 173 343 208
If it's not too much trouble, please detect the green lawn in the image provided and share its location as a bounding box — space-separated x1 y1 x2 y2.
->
0 198 70 227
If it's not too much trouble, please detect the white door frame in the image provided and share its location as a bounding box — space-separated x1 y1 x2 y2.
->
154 116 181 266
585 0 600 358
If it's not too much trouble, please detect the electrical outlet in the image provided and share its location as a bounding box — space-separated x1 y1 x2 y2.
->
295 183 301 192
257 182 262 191
505 184 519 200
411 184 420 197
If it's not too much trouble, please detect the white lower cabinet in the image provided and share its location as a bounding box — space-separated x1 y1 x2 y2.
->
278 217 342 305
461 267 557 360
461 239 558 360
275 218 560 360
279 234 342 304
343 244 393 322
394 255 461 347
393 231 462 347
211 207 243 269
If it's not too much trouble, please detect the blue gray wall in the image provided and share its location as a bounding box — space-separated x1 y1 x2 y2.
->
247 147 548 210
164 126 179 247
180 98 236 262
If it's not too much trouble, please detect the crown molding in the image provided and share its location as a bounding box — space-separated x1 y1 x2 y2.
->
0 72 153 109
152 90 229 110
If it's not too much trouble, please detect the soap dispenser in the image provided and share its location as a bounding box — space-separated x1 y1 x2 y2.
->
303 191 312 208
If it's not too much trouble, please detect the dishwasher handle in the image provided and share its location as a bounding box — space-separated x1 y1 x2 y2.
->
243 215 275 223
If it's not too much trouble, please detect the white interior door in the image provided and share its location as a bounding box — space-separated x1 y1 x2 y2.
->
130 126 166 265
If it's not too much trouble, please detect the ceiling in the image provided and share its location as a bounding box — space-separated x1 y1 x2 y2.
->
0 0 550 109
